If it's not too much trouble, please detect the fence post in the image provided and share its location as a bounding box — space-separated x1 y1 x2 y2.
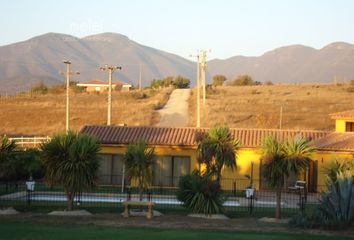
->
233 180 236 197
127 187 131 201
148 188 152 202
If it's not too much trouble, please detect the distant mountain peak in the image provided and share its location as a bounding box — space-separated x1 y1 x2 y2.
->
83 32 129 42
30 32 79 42
322 42 354 50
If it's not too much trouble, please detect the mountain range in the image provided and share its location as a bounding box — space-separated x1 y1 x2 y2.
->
1 32 354 94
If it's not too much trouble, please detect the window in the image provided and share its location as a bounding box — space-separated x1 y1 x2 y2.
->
345 122 354 132
97 154 124 184
153 156 191 187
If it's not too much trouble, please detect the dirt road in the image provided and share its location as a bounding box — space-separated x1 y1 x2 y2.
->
156 89 191 127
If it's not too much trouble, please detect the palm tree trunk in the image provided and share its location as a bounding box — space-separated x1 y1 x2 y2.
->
67 192 74 211
275 187 282 219
139 176 143 201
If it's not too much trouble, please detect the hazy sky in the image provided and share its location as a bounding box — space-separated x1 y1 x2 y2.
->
1 0 354 59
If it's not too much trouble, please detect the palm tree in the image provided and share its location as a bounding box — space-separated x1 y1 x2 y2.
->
124 140 156 201
41 131 100 211
0 136 17 180
261 135 315 219
197 125 239 182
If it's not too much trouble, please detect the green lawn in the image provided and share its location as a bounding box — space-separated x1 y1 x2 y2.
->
0 223 352 240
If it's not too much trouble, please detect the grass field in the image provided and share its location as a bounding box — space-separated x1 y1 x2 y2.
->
0 88 172 136
2 83 354 136
189 83 354 130
0 222 352 240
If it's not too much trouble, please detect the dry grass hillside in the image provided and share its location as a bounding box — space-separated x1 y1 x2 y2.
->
0 88 172 136
188 84 354 131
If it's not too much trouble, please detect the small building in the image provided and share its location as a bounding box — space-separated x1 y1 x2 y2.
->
330 110 354 132
80 110 354 192
77 80 132 93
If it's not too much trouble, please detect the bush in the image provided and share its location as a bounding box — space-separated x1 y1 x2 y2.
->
229 75 258 86
30 82 48 94
289 214 317 229
131 91 148 99
150 76 190 89
212 75 227 87
315 174 354 229
176 171 225 215
0 147 44 181
346 86 354 93
172 76 190 89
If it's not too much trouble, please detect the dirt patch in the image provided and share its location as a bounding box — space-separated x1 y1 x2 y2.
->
157 89 191 127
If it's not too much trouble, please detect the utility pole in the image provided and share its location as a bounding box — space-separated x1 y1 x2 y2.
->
201 50 210 105
100 65 122 126
190 52 201 128
62 60 79 133
279 106 283 129
139 64 142 91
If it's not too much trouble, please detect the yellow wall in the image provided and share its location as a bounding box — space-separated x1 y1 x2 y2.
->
99 144 353 192
335 119 347 132
312 151 354 191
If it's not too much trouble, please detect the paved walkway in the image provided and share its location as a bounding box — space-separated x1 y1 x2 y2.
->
156 89 191 127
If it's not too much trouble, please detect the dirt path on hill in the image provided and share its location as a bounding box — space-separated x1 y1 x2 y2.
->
156 89 191 127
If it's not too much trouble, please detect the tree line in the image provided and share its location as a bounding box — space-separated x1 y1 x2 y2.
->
212 74 273 87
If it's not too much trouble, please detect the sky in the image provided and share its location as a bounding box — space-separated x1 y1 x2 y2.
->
1 0 354 59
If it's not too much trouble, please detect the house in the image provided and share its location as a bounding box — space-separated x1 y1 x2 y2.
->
76 80 132 92
80 110 354 192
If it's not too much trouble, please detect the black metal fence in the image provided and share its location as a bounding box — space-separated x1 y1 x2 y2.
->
0 178 323 217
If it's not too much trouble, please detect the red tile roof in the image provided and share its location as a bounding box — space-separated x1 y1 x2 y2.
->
330 110 354 120
310 132 354 152
80 125 333 149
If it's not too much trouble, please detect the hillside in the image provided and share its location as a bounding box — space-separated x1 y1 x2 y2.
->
0 32 194 94
1 32 354 94
208 42 354 83
188 83 354 131
0 88 172 136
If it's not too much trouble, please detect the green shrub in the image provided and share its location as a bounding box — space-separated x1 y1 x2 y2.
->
316 174 354 229
228 75 261 86
172 76 190 89
176 171 225 215
30 82 48 94
131 91 148 99
289 214 317 229
0 138 43 181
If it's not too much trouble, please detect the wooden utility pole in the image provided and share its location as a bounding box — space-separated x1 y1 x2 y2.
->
62 60 79 133
139 64 142 91
279 106 283 129
100 65 122 126
201 49 210 105
190 52 201 128
201 50 207 105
